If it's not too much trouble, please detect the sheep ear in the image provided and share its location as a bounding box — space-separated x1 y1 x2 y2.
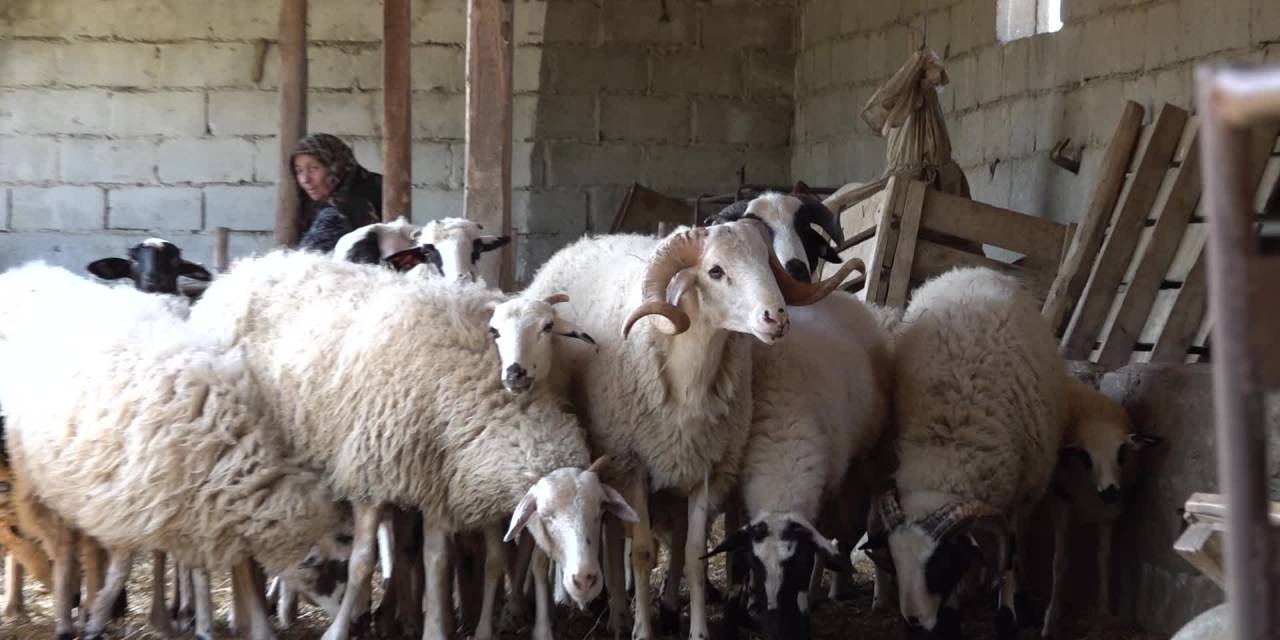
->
475 235 511 254
1128 433 1163 449
504 490 539 543
704 525 754 559
554 318 596 347
384 246 428 272
87 257 132 280
300 549 322 569
179 260 213 281
858 532 888 551
817 243 844 263
600 484 638 523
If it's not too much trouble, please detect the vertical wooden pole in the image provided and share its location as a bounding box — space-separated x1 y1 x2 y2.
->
213 227 230 272
1198 66 1275 640
383 0 412 221
464 0 515 289
274 0 307 246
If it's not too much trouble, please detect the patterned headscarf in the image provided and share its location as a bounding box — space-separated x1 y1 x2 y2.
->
290 133 360 205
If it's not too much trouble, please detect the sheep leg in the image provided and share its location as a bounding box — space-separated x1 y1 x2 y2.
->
624 536 633 593
191 568 214 640
231 558 276 640
603 515 629 638
323 501 382 640
399 511 425 637
147 551 174 635
474 526 505 640
500 534 534 631
530 547 553 640
175 563 194 632
422 526 454 640
83 550 132 640
278 579 299 629
625 473 656 640
658 501 687 636
79 537 105 628
1097 521 1113 616
995 526 1021 640
455 532 485 632
685 486 712 640
0 526 51 591
1041 504 1070 638
50 529 79 640
378 517 395 589
3 553 23 620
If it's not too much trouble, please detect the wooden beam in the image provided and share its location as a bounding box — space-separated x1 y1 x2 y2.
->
213 226 230 272
1042 101 1145 334
884 180 927 308
862 177 908 305
464 0 515 289
274 0 307 247
383 0 412 221
921 187 1071 263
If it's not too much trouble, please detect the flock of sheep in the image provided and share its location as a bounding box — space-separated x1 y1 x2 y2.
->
0 192 1161 640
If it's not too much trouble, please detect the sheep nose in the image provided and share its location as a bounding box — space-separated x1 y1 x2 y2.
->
572 571 598 591
503 364 531 392
762 308 787 325
906 616 921 627
1099 485 1120 504
784 258 811 282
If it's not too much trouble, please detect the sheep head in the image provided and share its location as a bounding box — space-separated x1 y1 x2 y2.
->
486 293 595 395
87 238 211 295
703 192 845 283
416 217 510 284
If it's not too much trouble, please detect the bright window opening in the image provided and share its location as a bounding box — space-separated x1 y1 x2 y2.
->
997 0 1063 43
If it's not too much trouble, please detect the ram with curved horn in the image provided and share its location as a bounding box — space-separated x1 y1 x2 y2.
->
702 189 845 283
859 267 1068 640
524 221 859 640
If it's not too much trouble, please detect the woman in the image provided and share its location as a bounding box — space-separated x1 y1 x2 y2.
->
290 133 383 253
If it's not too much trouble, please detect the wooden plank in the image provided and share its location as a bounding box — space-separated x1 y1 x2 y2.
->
464 0 515 289
1042 101 1145 333
1127 123 1155 173
1062 104 1189 359
885 180 927 308
383 0 412 221
1145 167 1181 222
1168 223 1207 282
1174 115 1200 165
213 226 230 272
1150 250 1207 362
1097 129 1203 369
920 188 1069 263
913 241 1056 301
837 189 885 245
1137 288 1178 345
1185 492 1280 526
863 177 908 305
1174 522 1226 589
1251 256 1280 387
274 0 307 247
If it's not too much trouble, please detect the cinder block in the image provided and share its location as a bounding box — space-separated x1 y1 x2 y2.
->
748 51 793 98
156 43 257 89
546 143 643 187
513 141 544 189
410 46 464 93
1109 10 1145 75
970 0 998 49
351 140 382 173
1033 92 1066 153
1052 25 1083 87
864 31 887 82
514 46 547 94
1026 33 1056 93
1143 1 1180 69
3 0 112 37
1079 16 1115 81
694 99 791 146
0 137 58 182
604 1 692 45
1122 74 1158 116
411 188 464 222
980 103 1011 162
107 187 203 231
55 42 158 88
1084 79 1125 147
109 92 206 137
883 26 915 76
204 185 275 231
513 189 587 234
644 145 744 193
309 0 383 41
975 46 1003 105
0 41 60 86
11 186 105 231
210 0 276 39
1153 66 1192 111
157 139 255 184
105 1 212 40
547 48 647 93
263 46 380 90
702 6 793 51
412 91 465 140
515 0 600 45
254 137 282 183
653 50 744 96
513 94 597 141
311 91 376 137
1008 98 1036 157
1002 37 1030 97
412 142 452 188
601 96 690 144
808 42 833 91
950 55 977 111
586 185 628 233
1258 0 1280 44
60 139 157 184
0 89 111 135
412 0 467 45
209 90 277 136
746 148 790 186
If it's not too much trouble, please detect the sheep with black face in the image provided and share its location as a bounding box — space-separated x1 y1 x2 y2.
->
87 237 212 295
704 191 844 283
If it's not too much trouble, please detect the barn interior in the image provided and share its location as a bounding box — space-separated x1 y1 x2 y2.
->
2 0 1280 639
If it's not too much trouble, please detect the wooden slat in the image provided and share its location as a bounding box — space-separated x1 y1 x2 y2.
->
1137 288 1178 345
913 241 1056 300
1174 522 1226 589
1251 256 1280 387
1150 250 1207 362
1127 123 1155 173
1185 492 1280 526
837 189 885 245
863 178 908 305
213 226 230 272
1042 101 1146 333
274 0 307 247
1168 223 1207 282
1145 167 1181 222
464 0 515 289
920 188 1069 263
1062 104 1189 359
1174 115 1200 165
885 180 927 308
383 0 412 220
1097 129 1203 369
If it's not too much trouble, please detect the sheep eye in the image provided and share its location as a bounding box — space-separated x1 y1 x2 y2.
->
541 321 554 333
488 327 500 339
708 265 724 280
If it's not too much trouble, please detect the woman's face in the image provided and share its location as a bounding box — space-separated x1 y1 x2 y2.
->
294 153 333 202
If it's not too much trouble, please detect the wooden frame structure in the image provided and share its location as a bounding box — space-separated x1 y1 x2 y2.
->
270 0 514 288
1195 64 1280 640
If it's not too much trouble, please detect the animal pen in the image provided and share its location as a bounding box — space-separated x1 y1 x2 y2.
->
4 1 1280 640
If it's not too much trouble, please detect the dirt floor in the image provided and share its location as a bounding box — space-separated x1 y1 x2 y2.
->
0 551 1165 640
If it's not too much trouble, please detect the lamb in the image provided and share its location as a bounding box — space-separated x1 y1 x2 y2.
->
416 217 510 283
0 263 353 640
706 289 891 640
1039 377 1162 638
860 266 1069 640
522 221 860 640
185 250 636 640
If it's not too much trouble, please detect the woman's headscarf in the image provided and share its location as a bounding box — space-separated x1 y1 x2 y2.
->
289 133 383 249
290 133 361 206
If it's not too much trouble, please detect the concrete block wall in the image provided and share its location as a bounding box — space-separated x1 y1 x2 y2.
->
794 0 1280 226
0 0 794 281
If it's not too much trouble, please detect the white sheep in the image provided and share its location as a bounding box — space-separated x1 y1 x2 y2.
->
186 250 636 640
417 217 510 283
0 263 352 640
706 289 891 638
523 221 860 640
1040 376 1162 637
860 266 1069 640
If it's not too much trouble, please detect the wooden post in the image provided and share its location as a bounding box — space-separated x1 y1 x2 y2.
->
383 0 412 221
213 227 230 273
274 0 307 246
464 0 515 289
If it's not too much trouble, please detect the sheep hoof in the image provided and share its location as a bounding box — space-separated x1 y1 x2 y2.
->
655 603 679 636
996 606 1017 640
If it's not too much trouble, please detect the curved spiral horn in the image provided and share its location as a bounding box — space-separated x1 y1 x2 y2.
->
543 293 570 306
877 489 906 531
919 500 1004 541
769 251 865 306
621 228 706 339
586 455 610 475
